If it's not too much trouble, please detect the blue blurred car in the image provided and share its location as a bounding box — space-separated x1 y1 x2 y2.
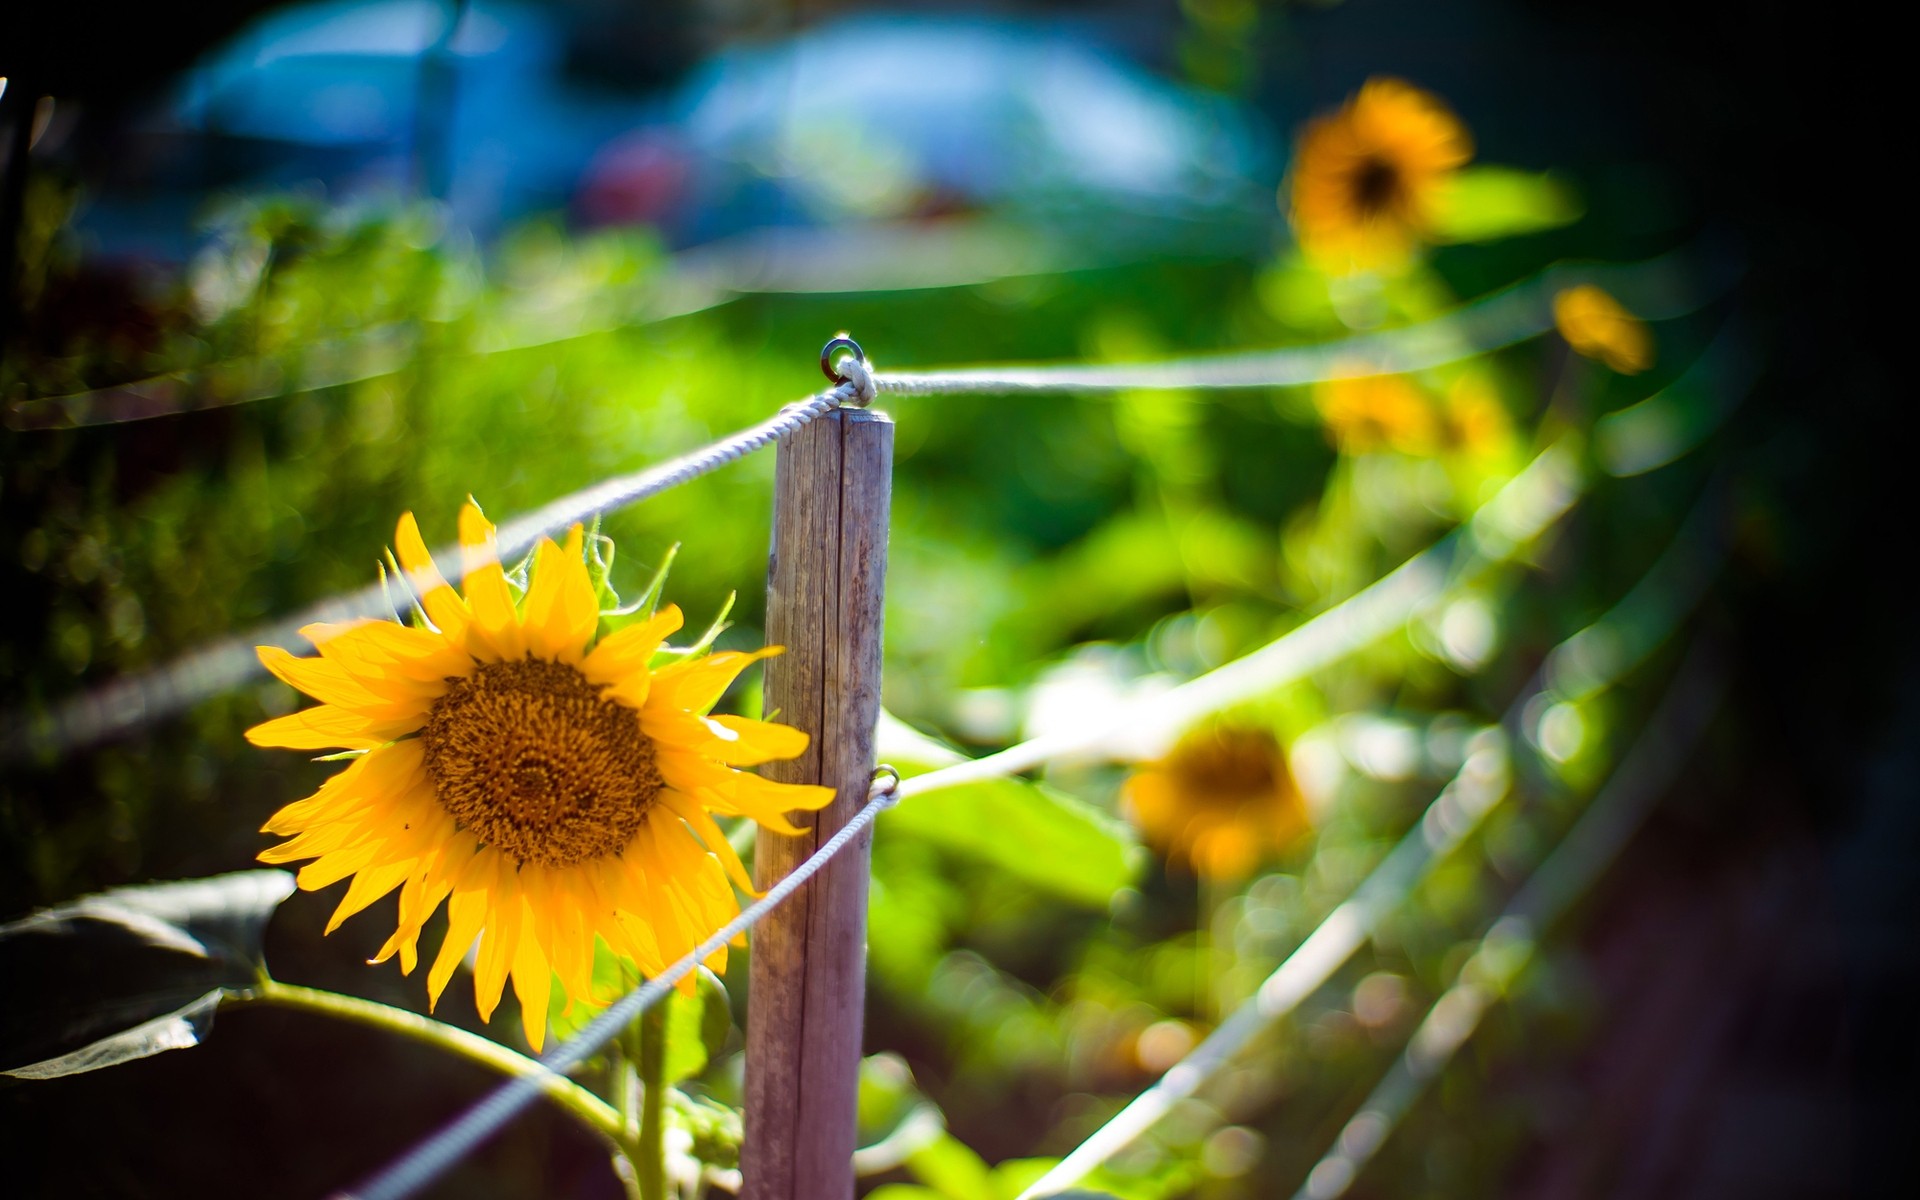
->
86 0 633 253
83 2 1278 256
577 16 1280 247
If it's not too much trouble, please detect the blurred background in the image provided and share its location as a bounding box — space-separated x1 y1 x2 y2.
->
0 1 1906 1198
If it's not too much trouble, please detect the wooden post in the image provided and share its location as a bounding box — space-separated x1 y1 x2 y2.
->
743 406 893 1200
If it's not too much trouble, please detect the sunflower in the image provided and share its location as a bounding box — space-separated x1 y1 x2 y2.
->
1314 373 1439 455
248 501 833 1051
1553 284 1653 374
1122 724 1309 881
1289 77 1473 269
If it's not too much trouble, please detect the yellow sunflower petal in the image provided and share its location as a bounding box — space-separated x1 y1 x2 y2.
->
261 755 373 838
706 714 811 766
729 771 838 815
458 499 526 662
645 646 779 716
509 908 552 1052
305 619 472 687
654 751 818 833
325 856 413 934
580 604 684 692
246 704 416 752
601 868 666 981
534 869 595 1008
295 841 384 891
521 528 599 664
259 806 384 864
262 739 425 836
473 858 524 1022
378 832 477 974
395 511 471 641
659 790 756 896
428 850 497 1012
629 820 718 989
257 646 435 722
654 820 741 967
371 853 452 972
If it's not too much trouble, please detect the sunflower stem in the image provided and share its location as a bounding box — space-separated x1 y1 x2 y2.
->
1200 872 1228 1022
637 1002 670 1200
610 1038 646 1200
236 981 622 1143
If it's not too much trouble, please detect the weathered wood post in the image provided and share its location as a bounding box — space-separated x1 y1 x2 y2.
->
743 385 892 1200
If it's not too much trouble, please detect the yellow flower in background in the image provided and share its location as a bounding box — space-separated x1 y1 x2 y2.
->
1289 77 1473 269
1553 284 1653 373
1122 724 1309 881
1315 373 1439 455
248 501 832 1051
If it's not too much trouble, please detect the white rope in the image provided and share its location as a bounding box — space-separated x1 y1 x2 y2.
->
1293 642 1726 1200
1015 476 1729 1199
1 383 856 761
1 371 1570 766
338 773 902 1200
1018 735 1515 1200
899 437 1582 803
873 254 1705 397
5 244 1714 763
334 435 1581 1200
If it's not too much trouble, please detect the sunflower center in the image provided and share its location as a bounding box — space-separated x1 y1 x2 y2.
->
1351 155 1402 217
1173 728 1285 805
422 658 661 868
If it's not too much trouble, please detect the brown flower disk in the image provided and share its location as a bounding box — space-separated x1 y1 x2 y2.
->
423 658 663 867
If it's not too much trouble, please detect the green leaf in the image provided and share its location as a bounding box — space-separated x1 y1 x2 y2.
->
989 1160 1117 1200
656 967 732 1085
906 1133 995 1200
628 541 679 619
876 711 1143 907
855 1053 947 1176
671 590 737 668
667 1089 743 1170
548 943 730 1084
1430 166 1583 243
0 870 295 1079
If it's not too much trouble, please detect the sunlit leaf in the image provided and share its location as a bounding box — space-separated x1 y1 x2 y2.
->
548 943 729 1084
906 1133 995 1200
0 870 295 1079
1431 166 1583 243
990 1159 1118 1200
876 711 1144 907
657 967 731 1085
855 1053 947 1177
668 1087 743 1170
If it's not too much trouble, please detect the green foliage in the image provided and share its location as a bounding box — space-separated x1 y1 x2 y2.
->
1430 167 1585 244
877 711 1144 908
0 84 1730 1198
0 870 292 1078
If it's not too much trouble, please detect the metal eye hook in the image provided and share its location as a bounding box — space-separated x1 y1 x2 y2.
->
869 763 902 805
819 334 876 407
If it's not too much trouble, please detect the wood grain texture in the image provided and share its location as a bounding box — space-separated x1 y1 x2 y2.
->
742 407 893 1200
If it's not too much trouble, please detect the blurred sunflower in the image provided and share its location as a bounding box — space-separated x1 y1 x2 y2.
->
248 501 832 1050
1289 77 1473 269
1553 284 1653 373
1122 724 1309 881
1315 373 1439 455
